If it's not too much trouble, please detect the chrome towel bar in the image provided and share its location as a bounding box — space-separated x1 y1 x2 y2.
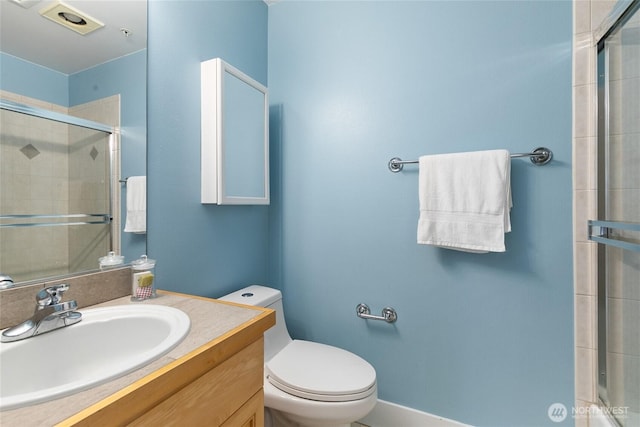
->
388 146 553 172
356 303 398 323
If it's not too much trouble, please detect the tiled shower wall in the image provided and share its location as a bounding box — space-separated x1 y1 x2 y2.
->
0 91 120 282
69 97 121 276
0 92 72 280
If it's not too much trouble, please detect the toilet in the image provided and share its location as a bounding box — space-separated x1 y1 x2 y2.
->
219 285 377 427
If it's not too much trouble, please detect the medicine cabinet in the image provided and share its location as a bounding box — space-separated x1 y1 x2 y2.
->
201 58 269 205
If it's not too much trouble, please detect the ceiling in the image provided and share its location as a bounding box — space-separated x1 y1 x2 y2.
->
0 0 146 75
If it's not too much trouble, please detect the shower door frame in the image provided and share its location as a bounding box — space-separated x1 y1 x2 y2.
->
594 0 640 421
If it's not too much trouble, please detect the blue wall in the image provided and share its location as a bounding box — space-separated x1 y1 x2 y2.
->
146 0 269 298
268 1 573 426
4 0 574 425
70 50 148 261
0 52 69 106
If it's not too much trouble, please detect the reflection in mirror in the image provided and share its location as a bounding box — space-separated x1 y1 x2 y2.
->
0 101 114 283
0 0 147 286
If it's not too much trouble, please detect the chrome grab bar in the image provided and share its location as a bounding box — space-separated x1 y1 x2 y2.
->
356 303 398 323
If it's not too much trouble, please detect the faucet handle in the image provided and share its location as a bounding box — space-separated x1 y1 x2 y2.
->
36 284 70 307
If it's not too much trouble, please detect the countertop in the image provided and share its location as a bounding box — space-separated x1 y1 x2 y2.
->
0 291 273 427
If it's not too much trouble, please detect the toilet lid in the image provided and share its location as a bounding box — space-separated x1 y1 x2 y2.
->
265 340 376 402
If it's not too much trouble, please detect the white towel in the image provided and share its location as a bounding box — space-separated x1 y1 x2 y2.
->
123 176 146 234
417 150 512 253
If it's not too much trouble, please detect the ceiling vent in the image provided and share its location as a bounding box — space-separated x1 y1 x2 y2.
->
39 1 104 35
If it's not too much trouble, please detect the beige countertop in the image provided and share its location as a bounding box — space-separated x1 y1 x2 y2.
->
0 291 271 427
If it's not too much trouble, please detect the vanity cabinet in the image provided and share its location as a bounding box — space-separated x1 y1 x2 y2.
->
128 338 264 426
52 293 274 427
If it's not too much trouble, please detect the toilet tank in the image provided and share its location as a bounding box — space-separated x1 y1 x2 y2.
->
218 285 292 361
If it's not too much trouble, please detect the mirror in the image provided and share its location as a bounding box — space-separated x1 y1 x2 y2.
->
0 0 147 286
201 58 269 205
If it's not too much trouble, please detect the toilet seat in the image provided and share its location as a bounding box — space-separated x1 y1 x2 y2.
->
265 340 376 403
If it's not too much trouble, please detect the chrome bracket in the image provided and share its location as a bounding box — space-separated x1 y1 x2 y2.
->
356 303 397 323
388 157 405 173
528 147 553 165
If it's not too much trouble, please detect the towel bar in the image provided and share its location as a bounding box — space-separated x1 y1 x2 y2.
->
388 146 553 172
588 220 640 253
0 214 111 228
356 303 397 323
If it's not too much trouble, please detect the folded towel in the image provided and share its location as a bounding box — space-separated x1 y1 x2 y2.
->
417 150 511 253
123 176 146 234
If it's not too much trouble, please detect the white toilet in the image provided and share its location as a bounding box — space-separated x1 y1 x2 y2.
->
220 285 377 427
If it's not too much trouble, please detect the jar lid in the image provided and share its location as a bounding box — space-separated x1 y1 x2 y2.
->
99 251 125 267
131 254 156 270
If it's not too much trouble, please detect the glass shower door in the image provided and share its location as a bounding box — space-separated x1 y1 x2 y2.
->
592 1 640 426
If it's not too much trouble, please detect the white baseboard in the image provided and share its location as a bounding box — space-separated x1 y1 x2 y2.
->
358 400 472 427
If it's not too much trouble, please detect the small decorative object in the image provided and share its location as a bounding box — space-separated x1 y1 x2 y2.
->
98 251 124 269
131 255 156 301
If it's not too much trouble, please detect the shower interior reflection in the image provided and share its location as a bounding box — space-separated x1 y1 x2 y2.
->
0 95 119 283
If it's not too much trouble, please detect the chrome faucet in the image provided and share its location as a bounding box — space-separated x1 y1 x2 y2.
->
1 284 82 342
0 274 14 289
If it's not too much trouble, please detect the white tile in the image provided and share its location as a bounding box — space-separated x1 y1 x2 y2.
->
574 190 597 242
573 136 596 191
574 1 592 35
608 77 640 136
621 35 640 80
574 84 595 138
573 32 595 86
606 352 640 415
609 250 640 301
576 294 596 348
606 134 631 190
608 189 640 223
575 242 596 295
576 346 597 401
607 297 640 356
591 0 617 31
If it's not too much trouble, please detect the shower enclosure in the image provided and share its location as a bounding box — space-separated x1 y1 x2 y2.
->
590 1 640 425
0 100 116 283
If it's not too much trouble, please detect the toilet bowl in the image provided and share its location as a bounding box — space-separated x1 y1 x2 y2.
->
219 285 377 427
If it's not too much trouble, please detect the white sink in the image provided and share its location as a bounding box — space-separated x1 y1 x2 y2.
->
0 304 190 411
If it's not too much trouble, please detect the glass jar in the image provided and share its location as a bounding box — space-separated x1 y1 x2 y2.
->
131 254 156 301
98 251 124 270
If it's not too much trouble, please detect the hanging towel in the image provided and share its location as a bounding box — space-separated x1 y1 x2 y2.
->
123 176 146 234
417 150 512 253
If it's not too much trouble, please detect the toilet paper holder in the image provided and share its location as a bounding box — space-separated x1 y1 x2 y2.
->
356 303 397 323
